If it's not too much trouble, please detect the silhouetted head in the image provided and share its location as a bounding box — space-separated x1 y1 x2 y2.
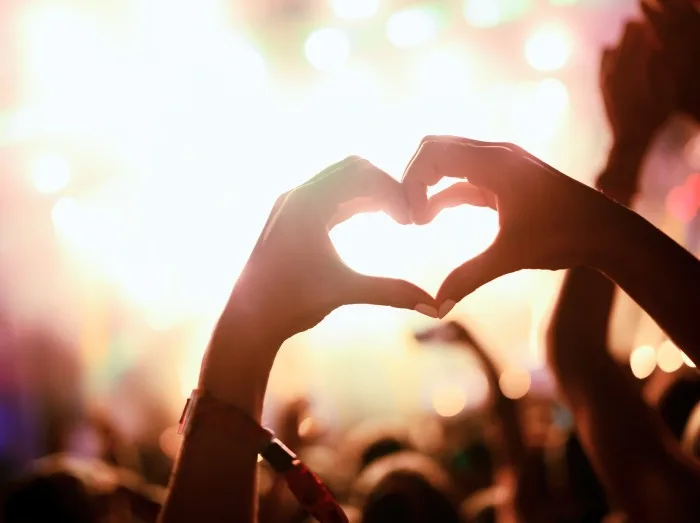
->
342 420 412 475
1 454 163 523
351 451 461 523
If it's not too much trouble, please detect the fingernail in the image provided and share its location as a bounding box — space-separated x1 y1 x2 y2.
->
415 304 439 318
438 300 456 319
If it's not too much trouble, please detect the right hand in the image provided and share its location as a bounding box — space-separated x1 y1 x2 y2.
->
641 0 700 122
600 20 675 148
402 136 629 312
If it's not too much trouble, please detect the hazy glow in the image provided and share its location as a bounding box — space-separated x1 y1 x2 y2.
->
386 8 438 48
51 197 81 237
13 1 596 421
31 153 71 193
657 340 684 373
499 369 531 399
330 0 379 20
414 48 471 99
432 384 467 417
525 25 571 71
227 37 268 92
630 345 657 379
305 28 351 71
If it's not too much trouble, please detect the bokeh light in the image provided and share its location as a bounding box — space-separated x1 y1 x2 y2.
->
525 25 572 71
330 0 379 20
499 368 531 399
386 7 439 48
305 28 351 71
463 0 531 28
463 0 502 28
657 340 684 373
432 384 467 417
31 153 71 194
630 345 657 379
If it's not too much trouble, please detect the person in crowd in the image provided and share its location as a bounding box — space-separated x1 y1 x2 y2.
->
541 12 700 523
1 453 163 523
350 451 462 523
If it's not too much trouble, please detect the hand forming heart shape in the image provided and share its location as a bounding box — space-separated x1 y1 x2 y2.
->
226 136 624 347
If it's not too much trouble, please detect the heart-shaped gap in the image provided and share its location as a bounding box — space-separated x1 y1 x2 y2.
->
330 203 499 297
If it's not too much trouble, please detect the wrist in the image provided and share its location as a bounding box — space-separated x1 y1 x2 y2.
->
596 142 648 204
198 283 283 420
584 202 649 275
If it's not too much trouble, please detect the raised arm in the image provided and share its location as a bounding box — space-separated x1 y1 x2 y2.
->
159 157 436 523
416 321 526 471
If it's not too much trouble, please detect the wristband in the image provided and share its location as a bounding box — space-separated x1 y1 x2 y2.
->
179 390 348 523
178 389 273 451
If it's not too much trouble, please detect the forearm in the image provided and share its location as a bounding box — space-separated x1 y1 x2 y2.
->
465 339 526 469
547 208 700 521
160 299 279 523
594 206 700 362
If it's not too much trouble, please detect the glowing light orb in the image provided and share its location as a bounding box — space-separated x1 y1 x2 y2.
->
630 345 657 379
432 384 467 417
387 8 439 49
330 0 379 20
305 28 351 71
657 340 684 373
525 25 571 71
499 368 531 399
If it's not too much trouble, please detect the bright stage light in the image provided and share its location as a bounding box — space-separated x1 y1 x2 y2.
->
330 0 379 20
463 0 501 28
305 28 351 71
31 153 71 194
525 25 571 71
630 345 657 379
386 7 438 48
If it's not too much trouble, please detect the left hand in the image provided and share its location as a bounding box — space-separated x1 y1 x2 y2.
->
211 156 437 351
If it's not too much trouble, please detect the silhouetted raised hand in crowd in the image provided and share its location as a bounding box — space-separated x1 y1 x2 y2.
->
545 16 700 523
641 0 700 122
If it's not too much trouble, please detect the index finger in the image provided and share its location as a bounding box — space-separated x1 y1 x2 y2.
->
401 137 514 222
297 156 411 228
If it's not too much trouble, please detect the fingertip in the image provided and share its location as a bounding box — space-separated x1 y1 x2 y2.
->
438 300 456 319
415 304 439 319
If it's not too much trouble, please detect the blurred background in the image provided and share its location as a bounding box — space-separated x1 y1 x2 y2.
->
0 0 699 484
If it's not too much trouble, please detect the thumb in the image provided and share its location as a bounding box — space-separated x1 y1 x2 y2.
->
436 241 515 315
344 273 438 318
